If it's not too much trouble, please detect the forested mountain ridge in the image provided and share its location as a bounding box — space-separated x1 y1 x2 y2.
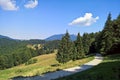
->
45 34 77 41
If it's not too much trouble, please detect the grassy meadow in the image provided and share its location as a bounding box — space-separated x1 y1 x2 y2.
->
0 52 94 80
55 54 120 80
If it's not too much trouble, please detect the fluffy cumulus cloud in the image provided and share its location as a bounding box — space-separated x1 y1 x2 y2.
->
24 0 38 8
69 13 99 26
0 0 18 10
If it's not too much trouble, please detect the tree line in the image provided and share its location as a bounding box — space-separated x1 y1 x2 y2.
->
56 31 98 63
0 44 45 69
56 13 120 63
95 13 120 55
0 39 59 69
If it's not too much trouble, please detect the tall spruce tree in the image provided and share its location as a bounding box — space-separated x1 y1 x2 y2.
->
71 43 78 61
82 33 91 54
56 31 72 63
74 33 85 60
113 14 120 41
108 14 120 54
99 13 114 55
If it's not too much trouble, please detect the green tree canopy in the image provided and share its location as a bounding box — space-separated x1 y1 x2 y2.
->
56 31 73 63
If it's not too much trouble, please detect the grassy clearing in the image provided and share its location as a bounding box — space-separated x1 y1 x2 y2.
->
55 54 120 80
0 53 94 80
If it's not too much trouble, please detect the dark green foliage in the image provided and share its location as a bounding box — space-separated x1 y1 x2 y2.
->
99 13 113 55
0 38 59 69
0 47 33 69
57 32 87 63
56 31 97 63
56 31 73 63
73 33 85 60
93 31 102 52
71 44 78 61
82 33 90 54
96 13 120 55
44 40 60 51
23 39 46 44
82 32 97 54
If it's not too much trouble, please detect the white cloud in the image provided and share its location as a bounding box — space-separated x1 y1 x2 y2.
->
24 0 38 8
69 13 99 26
0 0 18 10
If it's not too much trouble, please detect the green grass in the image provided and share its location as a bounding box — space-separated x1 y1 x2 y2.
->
0 53 94 80
55 54 120 80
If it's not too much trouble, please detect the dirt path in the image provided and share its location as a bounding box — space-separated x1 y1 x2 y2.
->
13 54 103 80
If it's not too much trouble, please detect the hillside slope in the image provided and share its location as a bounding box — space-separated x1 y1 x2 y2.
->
0 35 12 39
0 53 94 80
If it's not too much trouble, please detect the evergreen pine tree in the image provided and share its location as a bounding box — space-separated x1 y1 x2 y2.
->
82 33 90 54
71 43 78 61
56 31 72 63
74 33 85 60
99 13 114 55
113 14 120 41
108 14 120 54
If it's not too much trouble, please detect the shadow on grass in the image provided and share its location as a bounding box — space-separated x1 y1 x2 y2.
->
55 61 120 80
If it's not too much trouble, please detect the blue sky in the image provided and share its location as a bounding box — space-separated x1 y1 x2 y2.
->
0 0 120 39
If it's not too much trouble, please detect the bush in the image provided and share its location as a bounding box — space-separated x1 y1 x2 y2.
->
51 64 60 67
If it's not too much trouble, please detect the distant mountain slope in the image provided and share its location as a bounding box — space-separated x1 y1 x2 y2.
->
45 34 77 41
0 35 12 39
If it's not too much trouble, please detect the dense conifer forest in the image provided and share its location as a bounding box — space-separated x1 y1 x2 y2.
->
56 13 120 63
